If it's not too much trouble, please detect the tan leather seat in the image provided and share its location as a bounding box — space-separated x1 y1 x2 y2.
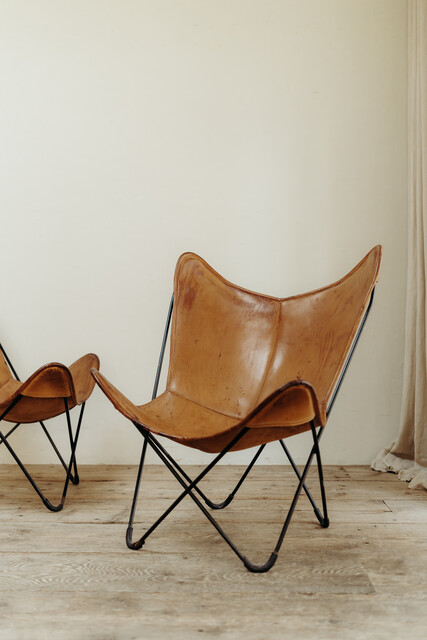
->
0 350 99 511
0 354 99 423
92 247 381 452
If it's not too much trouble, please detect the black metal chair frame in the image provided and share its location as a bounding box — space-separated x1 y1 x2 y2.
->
126 290 375 572
0 344 85 512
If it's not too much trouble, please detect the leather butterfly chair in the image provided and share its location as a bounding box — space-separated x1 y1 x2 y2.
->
0 346 99 511
91 246 381 572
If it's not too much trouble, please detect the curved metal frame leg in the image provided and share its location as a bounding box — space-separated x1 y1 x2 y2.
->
126 437 148 548
279 425 329 528
0 398 85 511
39 420 79 485
125 426 250 550
145 436 266 510
125 422 327 572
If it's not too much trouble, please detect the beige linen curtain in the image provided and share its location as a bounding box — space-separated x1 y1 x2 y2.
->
372 0 427 489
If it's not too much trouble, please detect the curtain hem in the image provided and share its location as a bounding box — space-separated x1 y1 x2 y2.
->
371 446 427 490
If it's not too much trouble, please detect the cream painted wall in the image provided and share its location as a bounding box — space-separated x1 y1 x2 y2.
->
0 0 407 465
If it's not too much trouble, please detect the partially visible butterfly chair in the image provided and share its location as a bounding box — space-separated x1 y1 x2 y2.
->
0 346 99 511
92 247 381 572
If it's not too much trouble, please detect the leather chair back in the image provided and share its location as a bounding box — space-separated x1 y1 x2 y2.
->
167 247 381 425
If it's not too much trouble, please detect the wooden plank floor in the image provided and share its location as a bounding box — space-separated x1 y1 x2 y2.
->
0 464 426 640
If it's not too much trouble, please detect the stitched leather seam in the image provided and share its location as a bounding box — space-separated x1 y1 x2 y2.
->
168 389 240 422
253 302 282 408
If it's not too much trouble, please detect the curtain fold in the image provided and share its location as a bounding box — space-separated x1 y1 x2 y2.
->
371 0 427 489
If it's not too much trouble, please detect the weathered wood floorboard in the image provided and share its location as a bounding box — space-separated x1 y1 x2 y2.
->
0 464 425 640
